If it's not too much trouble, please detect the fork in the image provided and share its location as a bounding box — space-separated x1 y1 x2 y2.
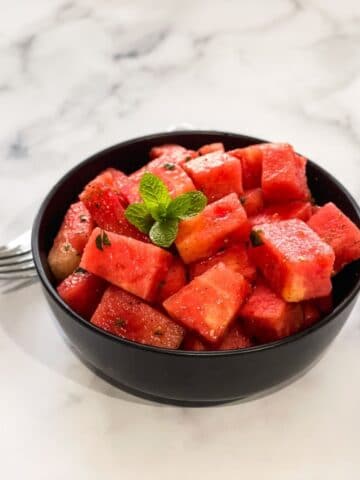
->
0 230 37 281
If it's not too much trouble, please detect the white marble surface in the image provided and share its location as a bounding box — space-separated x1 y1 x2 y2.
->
1 0 360 478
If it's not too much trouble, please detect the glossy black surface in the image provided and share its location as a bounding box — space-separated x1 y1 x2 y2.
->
32 131 360 405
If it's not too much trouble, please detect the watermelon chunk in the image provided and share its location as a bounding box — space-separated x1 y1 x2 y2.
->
198 142 225 155
149 144 197 163
48 201 94 280
176 193 250 264
80 228 172 302
80 182 148 242
156 258 187 303
216 323 253 350
308 202 360 272
91 285 184 349
228 145 263 189
181 333 207 351
189 244 256 282
240 281 303 342
57 269 106 320
240 188 264 217
183 151 243 202
80 168 129 203
262 144 310 202
163 263 249 343
121 156 195 204
250 219 335 302
250 201 312 226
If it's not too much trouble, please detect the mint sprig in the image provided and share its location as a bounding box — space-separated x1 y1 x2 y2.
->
125 173 207 248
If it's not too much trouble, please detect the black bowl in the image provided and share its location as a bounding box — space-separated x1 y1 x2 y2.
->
32 130 360 406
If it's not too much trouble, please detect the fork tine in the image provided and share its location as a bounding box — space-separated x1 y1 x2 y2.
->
0 268 37 280
0 251 34 267
0 230 32 258
0 260 35 273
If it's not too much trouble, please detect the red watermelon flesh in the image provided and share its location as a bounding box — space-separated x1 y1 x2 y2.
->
183 151 243 202
308 202 360 272
121 156 195 204
198 142 225 155
240 188 264 217
189 244 256 282
80 228 172 302
80 168 129 204
80 183 148 242
91 285 184 349
228 145 263 189
262 144 310 203
250 219 335 302
163 263 250 343
156 257 187 303
149 144 198 163
57 269 107 320
216 323 253 350
240 280 303 342
250 201 312 226
176 193 250 264
48 201 94 280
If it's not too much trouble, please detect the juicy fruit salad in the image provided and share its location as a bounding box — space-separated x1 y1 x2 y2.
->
48 142 360 350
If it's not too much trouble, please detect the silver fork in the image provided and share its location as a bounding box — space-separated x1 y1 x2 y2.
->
0 230 37 281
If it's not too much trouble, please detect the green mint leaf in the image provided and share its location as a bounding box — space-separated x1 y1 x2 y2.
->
102 231 111 246
125 203 154 234
149 219 179 248
75 267 87 274
167 191 207 220
95 234 103 251
250 230 264 247
139 173 171 220
95 230 112 250
163 163 175 171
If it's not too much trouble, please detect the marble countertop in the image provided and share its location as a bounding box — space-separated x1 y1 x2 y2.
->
1 1 360 478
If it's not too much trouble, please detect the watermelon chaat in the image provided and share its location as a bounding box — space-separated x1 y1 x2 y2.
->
49 142 360 351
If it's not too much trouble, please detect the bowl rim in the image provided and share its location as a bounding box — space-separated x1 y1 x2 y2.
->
32 129 360 357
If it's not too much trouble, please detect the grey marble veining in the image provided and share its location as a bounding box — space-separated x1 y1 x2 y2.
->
0 1 360 478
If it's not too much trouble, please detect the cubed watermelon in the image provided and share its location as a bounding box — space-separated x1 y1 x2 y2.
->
228 145 263 189
262 144 310 202
163 263 249 343
91 285 184 349
80 183 148 242
308 202 360 272
198 142 225 155
80 168 129 203
176 193 250 263
80 228 172 302
250 201 312 226
302 301 321 329
189 244 256 282
48 201 94 280
183 151 243 202
181 333 207 351
121 157 195 204
240 281 303 342
216 323 253 350
149 144 197 163
57 269 107 320
240 188 264 217
250 219 335 302
156 258 187 303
